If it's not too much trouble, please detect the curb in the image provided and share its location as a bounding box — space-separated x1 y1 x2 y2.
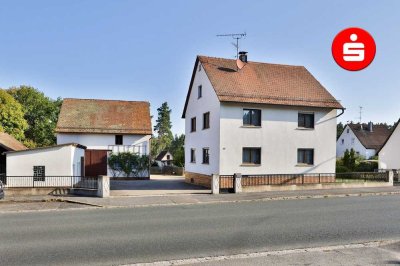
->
72 190 400 209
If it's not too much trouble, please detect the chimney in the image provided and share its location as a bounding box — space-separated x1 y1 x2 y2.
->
368 121 373 132
238 51 248 63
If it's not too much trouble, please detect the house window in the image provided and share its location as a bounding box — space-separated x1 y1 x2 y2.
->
347 129 350 133
243 109 261 126
298 113 314 129
341 139 344 145
351 138 355 144
297 149 314 165
198 85 202 98
190 149 196 163
202 148 209 164
33 166 45 182
115 135 123 145
203 112 210 129
242 148 261 165
191 117 196 132
198 64 202 72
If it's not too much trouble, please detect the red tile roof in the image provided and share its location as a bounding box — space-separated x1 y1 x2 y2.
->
56 98 152 135
348 123 392 150
182 56 343 118
0 132 27 151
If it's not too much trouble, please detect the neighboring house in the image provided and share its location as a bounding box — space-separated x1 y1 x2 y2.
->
5 143 85 187
336 122 391 159
155 150 174 166
56 98 152 177
0 132 27 175
378 120 400 169
182 53 344 188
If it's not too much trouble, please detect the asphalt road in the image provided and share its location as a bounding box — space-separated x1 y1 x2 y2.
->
0 195 400 266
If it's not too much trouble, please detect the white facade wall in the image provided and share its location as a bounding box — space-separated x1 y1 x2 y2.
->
336 126 375 159
6 145 85 187
184 63 220 176
57 133 150 155
379 126 400 169
219 104 337 175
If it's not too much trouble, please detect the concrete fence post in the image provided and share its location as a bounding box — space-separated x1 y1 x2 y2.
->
234 173 242 193
97 175 110 198
212 174 219 194
388 170 394 186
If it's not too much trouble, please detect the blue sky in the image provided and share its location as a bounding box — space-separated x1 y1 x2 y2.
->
1 0 399 134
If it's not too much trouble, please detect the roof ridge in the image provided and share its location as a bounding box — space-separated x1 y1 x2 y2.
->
64 98 150 104
197 55 304 68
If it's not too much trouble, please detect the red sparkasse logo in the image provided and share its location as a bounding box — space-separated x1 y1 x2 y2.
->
332 27 376 71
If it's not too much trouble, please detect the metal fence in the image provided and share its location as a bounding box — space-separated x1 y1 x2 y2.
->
219 172 389 191
0 175 98 189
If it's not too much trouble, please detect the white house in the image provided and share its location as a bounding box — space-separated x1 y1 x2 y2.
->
56 98 152 177
5 143 85 187
336 123 391 159
182 53 344 188
155 150 174 167
378 120 400 169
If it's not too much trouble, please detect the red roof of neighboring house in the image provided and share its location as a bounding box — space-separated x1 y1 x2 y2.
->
0 132 27 151
56 98 152 135
182 56 343 118
348 123 392 150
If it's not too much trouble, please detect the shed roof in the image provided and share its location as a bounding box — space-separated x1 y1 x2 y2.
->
0 132 27 151
4 143 86 154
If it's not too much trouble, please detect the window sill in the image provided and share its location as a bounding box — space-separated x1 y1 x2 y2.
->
190 162 196 164
190 131 196 133
202 127 210 131
295 164 314 167
296 127 314 131
241 125 261 128
241 164 261 167
202 163 209 165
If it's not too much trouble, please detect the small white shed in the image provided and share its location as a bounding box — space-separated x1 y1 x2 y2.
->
5 143 86 187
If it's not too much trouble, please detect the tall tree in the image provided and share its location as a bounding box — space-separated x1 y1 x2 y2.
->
337 122 344 140
0 89 28 141
152 102 173 157
8 86 62 147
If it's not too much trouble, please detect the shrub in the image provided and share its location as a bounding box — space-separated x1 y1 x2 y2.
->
107 152 149 177
355 161 378 172
336 165 351 173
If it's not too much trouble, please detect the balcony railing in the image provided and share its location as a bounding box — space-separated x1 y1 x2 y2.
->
108 144 147 155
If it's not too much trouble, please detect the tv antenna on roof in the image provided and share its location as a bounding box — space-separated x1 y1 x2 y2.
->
216 32 246 58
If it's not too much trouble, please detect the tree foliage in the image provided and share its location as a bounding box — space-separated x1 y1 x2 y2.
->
341 148 357 171
170 134 185 167
152 102 173 157
337 122 344 139
0 89 28 141
7 86 62 147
